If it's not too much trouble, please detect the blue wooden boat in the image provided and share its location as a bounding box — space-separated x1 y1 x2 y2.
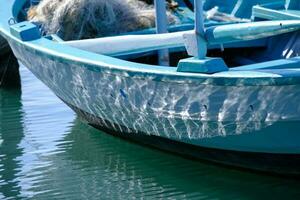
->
1 0 300 176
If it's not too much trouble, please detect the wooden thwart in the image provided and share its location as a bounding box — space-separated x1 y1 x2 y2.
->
64 20 300 57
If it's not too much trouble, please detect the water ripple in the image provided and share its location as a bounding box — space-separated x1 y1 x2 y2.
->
0 65 299 199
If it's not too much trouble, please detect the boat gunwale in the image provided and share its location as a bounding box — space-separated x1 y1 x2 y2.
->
3 31 300 86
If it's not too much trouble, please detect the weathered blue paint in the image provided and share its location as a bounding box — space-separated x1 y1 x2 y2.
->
253 5 300 20
154 0 170 66
232 0 285 18
285 0 300 10
10 21 41 41
194 0 205 59
201 0 286 18
12 0 27 21
177 57 228 73
233 57 300 71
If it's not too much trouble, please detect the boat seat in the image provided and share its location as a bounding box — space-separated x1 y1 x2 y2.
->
252 5 300 20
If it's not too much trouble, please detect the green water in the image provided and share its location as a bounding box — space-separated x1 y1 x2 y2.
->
0 65 300 199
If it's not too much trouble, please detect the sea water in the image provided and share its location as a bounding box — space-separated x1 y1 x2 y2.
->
0 65 299 199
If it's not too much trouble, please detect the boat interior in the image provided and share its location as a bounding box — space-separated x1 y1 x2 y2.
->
12 0 300 73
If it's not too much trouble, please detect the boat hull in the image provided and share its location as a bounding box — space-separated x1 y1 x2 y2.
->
6 36 300 175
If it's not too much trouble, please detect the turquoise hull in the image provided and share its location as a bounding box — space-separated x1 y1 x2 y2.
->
10 39 300 154
1 0 300 175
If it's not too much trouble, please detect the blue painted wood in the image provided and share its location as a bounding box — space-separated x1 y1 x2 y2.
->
203 0 239 14
194 0 206 59
205 20 300 45
233 57 300 71
154 0 170 66
12 0 27 21
285 0 300 10
10 21 41 41
177 57 228 73
253 5 300 20
232 0 285 18
197 0 285 18
1 2 299 85
194 0 205 37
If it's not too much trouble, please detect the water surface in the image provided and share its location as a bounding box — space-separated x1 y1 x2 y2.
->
0 65 300 199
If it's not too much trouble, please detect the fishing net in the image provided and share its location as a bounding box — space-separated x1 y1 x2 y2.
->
27 0 179 41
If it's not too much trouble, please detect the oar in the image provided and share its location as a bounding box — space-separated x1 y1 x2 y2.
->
206 20 300 44
64 20 300 57
64 30 192 56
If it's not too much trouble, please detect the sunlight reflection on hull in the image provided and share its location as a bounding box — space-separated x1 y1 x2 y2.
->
10 41 300 153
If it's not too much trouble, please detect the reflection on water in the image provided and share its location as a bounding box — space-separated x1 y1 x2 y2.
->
0 65 299 199
0 52 20 88
0 86 23 198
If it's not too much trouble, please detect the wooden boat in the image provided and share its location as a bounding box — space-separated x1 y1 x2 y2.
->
1 0 300 176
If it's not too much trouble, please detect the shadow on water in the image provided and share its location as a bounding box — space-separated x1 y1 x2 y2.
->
0 51 21 88
0 87 24 199
28 119 300 200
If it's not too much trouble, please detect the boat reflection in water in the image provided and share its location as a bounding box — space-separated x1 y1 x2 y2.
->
0 50 20 88
0 87 24 198
0 65 74 199
21 119 300 199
